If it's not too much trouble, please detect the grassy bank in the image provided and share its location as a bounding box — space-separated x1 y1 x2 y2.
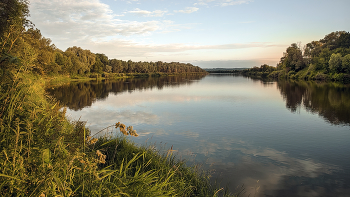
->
242 65 350 83
0 69 234 196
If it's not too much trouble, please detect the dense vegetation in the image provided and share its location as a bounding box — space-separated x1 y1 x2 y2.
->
0 0 233 196
243 31 350 83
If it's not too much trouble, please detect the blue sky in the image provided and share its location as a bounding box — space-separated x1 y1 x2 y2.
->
28 0 350 68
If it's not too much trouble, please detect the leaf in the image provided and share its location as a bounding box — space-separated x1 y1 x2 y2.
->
42 148 51 164
0 173 24 182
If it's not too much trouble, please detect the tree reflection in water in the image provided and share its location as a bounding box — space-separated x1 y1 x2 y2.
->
46 74 206 111
277 80 350 125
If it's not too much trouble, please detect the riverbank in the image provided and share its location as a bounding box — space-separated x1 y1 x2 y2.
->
242 66 350 83
46 72 209 87
0 72 235 196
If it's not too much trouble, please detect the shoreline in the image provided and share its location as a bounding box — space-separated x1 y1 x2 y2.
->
46 72 208 87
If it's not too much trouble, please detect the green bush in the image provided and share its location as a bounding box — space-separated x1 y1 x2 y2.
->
331 73 345 82
314 73 329 81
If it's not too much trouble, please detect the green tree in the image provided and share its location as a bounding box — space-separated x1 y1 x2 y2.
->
65 46 95 74
342 54 350 73
329 53 343 73
1 0 32 54
337 32 350 48
94 53 109 72
109 59 123 73
320 31 347 50
127 60 134 73
279 43 305 71
92 57 104 73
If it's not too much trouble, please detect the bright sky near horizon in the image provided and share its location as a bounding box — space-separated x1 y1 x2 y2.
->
28 0 350 68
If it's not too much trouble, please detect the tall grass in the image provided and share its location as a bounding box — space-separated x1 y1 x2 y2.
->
0 64 237 196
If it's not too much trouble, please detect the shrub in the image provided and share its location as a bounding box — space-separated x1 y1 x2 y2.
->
342 54 350 73
331 73 344 82
315 73 329 81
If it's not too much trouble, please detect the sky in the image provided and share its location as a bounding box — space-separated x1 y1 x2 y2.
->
28 0 350 68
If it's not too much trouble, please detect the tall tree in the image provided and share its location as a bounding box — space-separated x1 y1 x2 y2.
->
0 0 32 54
342 54 350 73
329 53 343 73
279 43 305 71
65 46 95 74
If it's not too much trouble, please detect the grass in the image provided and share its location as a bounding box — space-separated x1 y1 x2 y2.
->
0 66 236 196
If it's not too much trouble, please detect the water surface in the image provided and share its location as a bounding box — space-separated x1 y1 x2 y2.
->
47 74 350 197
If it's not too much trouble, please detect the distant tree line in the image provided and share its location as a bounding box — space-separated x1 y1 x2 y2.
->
0 1 205 77
242 64 277 77
243 31 350 83
204 68 247 73
53 46 205 75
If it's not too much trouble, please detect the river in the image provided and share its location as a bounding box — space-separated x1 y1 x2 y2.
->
47 74 350 197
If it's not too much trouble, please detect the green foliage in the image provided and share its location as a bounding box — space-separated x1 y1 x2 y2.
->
0 0 32 54
320 31 348 50
331 73 345 82
278 43 305 71
243 64 277 79
92 53 108 73
92 57 104 73
342 54 350 73
305 31 350 73
329 53 343 73
65 46 96 74
247 31 350 83
314 73 329 81
109 59 123 73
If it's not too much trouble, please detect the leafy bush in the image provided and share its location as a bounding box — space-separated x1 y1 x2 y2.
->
314 73 329 81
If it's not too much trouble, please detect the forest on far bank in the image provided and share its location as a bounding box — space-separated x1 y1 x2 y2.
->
243 31 350 83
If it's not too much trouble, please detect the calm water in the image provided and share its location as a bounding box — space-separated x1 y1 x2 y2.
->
47 74 350 197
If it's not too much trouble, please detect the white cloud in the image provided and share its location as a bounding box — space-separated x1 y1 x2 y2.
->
29 0 162 41
195 0 253 7
195 0 215 6
174 7 199 14
124 0 140 4
221 0 253 6
127 8 168 17
29 0 205 53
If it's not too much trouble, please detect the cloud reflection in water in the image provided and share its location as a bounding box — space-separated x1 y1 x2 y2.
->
50 75 350 196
